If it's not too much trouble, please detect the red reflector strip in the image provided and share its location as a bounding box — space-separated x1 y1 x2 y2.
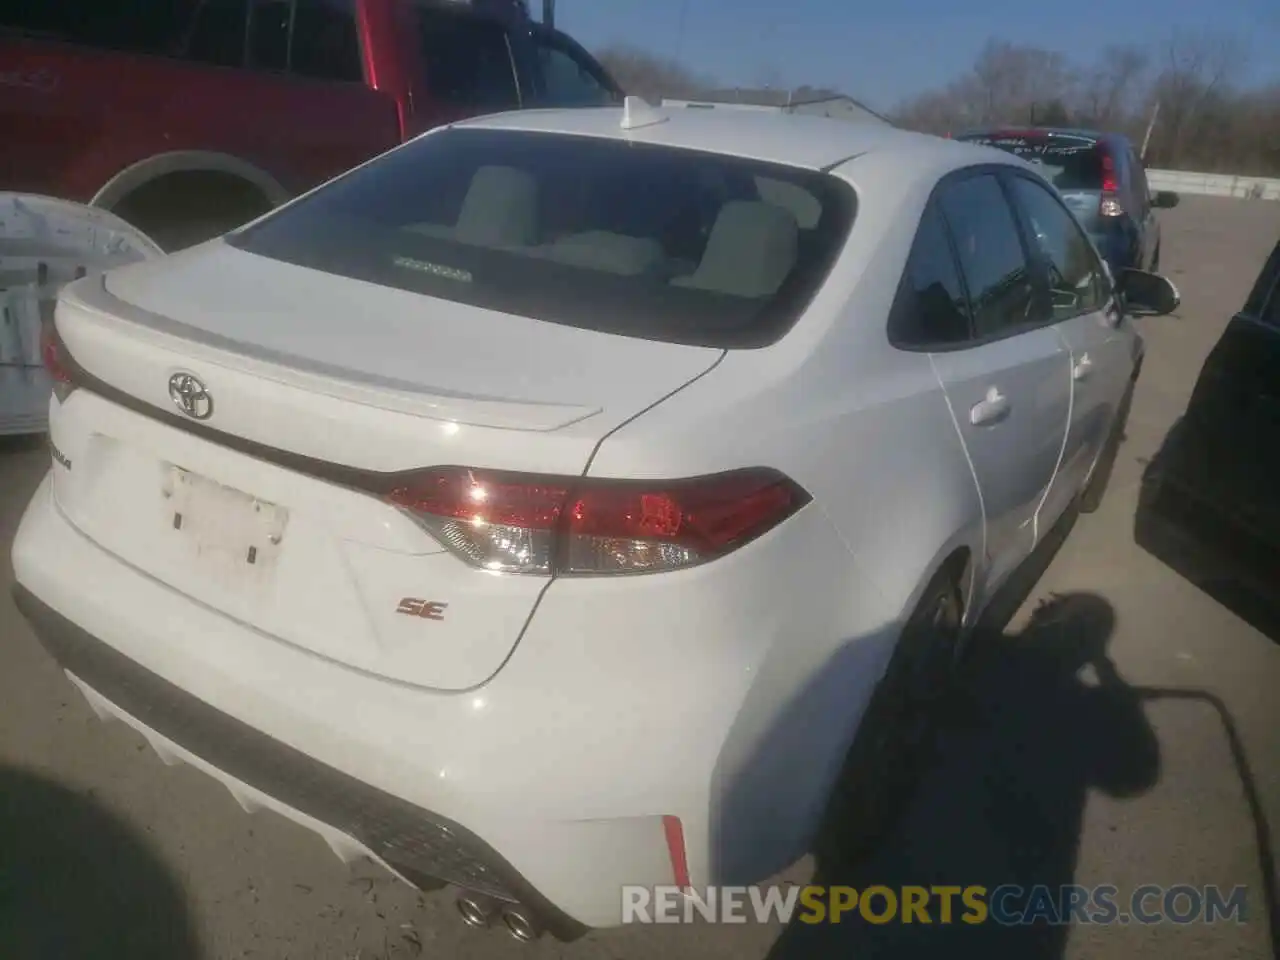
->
1101 152 1119 195
662 815 691 891
40 322 73 384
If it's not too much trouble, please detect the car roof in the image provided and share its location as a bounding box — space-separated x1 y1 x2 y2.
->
449 103 1017 175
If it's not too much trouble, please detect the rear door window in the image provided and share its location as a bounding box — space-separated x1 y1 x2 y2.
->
936 173 1042 338
228 127 857 348
413 6 521 112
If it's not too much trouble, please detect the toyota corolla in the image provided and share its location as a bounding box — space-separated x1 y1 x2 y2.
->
10 99 1179 940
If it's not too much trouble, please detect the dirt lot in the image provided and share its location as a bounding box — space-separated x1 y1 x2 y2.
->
1 194 1277 959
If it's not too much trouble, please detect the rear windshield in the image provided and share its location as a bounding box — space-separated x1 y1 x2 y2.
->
228 127 857 348
961 134 1106 192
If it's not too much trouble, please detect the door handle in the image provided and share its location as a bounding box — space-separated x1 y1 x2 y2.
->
970 387 1011 426
1073 354 1094 380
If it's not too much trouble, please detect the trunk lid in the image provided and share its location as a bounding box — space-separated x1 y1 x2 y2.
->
49 241 722 690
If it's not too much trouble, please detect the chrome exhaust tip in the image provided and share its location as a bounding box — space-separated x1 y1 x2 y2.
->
501 905 542 942
456 894 494 928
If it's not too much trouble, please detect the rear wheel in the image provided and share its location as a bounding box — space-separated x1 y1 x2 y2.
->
818 566 963 862
111 171 275 253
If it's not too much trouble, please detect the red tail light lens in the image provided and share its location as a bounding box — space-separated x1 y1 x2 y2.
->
39 319 77 401
40 323 71 384
1099 152 1123 217
386 467 809 576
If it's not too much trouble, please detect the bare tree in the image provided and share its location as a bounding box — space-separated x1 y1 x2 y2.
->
598 32 1280 176
1146 30 1248 166
892 88 971 135
965 39 1081 125
594 45 710 102
1076 44 1149 128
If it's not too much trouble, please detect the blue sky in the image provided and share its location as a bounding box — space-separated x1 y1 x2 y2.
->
566 0 1280 111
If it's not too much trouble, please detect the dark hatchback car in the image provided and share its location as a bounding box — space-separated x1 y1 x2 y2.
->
1136 236 1280 639
954 128 1176 280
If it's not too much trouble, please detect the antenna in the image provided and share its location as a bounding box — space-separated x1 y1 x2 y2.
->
620 96 668 131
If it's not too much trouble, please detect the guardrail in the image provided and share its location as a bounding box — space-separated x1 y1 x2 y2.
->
1146 168 1280 201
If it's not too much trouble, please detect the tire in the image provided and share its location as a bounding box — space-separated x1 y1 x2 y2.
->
1151 243 1161 272
818 566 963 862
1079 377 1135 514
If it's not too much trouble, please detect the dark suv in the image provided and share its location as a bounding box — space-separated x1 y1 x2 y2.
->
0 0 621 250
954 128 1175 279
1136 235 1280 639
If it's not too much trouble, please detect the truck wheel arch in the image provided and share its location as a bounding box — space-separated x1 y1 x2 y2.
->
90 151 291 212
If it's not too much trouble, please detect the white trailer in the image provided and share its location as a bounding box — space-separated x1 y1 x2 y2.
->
1 194 162 435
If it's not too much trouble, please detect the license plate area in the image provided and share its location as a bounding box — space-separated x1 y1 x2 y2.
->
162 464 289 590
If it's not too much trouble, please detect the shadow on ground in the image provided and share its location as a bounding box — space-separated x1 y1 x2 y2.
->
768 503 1278 959
0 765 200 959
768 587 1161 959
768 504 1163 959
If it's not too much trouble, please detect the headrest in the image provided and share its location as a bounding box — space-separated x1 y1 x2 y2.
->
455 165 538 247
674 200 799 298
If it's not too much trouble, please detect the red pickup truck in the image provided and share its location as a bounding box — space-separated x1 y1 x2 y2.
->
0 0 620 250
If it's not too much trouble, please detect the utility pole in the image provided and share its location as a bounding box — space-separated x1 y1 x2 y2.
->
542 0 554 28
674 0 690 66
1140 100 1160 162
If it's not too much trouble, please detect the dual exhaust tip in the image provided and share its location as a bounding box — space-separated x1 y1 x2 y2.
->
456 892 542 941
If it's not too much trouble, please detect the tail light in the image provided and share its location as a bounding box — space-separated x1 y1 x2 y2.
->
39 318 76 402
385 466 810 576
1099 152 1123 217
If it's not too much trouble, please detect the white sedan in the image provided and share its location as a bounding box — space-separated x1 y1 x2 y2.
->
10 99 1178 940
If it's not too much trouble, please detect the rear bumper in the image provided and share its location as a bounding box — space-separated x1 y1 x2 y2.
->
12 582 587 941
11 470 888 926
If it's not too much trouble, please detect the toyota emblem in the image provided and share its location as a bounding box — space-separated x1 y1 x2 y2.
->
168 372 213 421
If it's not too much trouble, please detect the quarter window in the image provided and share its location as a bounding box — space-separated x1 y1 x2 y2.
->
291 0 363 82
530 33 615 106
413 8 521 112
936 174 1039 339
1008 175 1108 321
890 202 971 346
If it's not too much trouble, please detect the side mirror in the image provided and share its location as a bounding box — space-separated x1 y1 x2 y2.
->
1151 190 1180 209
1118 268 1180 316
